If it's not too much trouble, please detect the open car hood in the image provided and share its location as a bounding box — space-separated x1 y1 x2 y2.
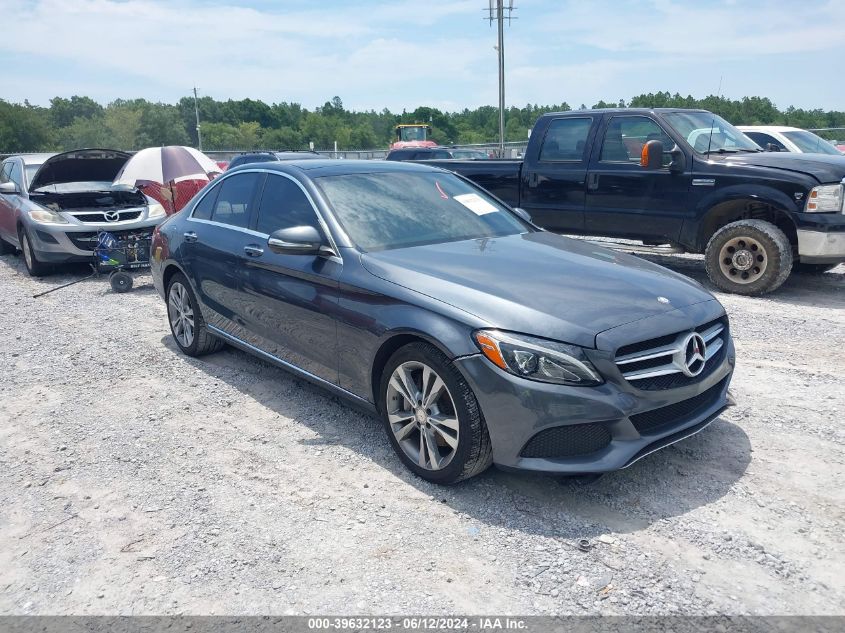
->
28 149 132 192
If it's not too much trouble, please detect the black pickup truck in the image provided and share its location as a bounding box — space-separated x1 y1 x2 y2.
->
426 108 845 294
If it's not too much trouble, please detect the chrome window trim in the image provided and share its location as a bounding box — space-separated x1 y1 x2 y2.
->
186 168 343 262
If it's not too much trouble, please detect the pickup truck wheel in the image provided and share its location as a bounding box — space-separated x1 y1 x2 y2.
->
704 219 792 295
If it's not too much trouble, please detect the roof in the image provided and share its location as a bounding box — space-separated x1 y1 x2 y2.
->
229 159 441 178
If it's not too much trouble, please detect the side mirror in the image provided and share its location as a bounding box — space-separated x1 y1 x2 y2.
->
267 225 324 256
512 207 532 223
640 140 663 170
668 144 686 174
765 143 781 152
0 182 20 195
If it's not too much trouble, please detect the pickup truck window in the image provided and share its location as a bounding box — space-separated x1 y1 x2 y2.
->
539 118 592 162
600 116 674 163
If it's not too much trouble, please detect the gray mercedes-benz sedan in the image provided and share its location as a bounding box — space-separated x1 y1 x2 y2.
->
0 149 167 276
150 160 735 484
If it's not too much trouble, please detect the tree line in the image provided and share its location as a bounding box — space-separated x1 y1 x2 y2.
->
1 92 844 153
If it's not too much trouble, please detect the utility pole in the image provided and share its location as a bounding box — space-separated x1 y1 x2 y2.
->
488 1 515 157
193 86 203 151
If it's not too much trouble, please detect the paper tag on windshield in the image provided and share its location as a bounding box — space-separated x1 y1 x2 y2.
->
454 193 497 216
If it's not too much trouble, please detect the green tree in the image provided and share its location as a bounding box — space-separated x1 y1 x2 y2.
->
136 103 190 147
50 96 104 128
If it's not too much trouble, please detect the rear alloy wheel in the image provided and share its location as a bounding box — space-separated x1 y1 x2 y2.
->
704 219 792 295
18 227 50 277
380 342 492 484
166 273 224 357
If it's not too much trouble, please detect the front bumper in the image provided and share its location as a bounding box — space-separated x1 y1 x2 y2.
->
456 320 736 474
24 218 162 263
797 229 845 264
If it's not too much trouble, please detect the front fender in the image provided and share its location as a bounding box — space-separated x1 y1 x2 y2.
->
682 184 800 250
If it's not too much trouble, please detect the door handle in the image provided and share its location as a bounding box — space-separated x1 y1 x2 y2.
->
183 231 198 243
243 244 264 257
587 173 599 190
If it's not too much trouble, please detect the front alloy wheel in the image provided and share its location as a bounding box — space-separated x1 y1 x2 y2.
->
379 342 492 484
386 361 460 471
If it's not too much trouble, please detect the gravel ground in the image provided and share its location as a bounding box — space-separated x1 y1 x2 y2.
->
0 250 843 616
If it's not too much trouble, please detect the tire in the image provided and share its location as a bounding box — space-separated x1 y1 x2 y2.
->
109 271 133 293
166 272 224 357
0 236 15 255
793 262 840 275
18 227 51 277
704 219 792 295
378 341 492 484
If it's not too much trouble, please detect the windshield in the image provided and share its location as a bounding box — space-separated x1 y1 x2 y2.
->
399 127 427 142
783 131 843 155
315 171 528 251
663 112 761 153
24 164 41 188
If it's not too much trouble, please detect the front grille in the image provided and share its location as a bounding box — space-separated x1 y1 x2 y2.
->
615 317 727 391
68 228 153 251
71 210 143 223
629 378 727 434
519 423 611 459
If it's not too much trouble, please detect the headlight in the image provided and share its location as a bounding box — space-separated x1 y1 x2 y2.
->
28 207 68 224
147 202 167 219
472 329 603 386
805 184 844 213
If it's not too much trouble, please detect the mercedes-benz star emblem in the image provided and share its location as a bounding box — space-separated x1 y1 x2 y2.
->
681 332 707 377
104 211 120 222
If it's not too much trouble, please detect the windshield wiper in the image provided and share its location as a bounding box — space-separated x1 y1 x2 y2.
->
702 148 740 154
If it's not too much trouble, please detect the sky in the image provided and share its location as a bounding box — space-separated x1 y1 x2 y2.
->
2 0 844 113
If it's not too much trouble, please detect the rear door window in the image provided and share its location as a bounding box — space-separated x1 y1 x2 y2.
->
192 186 219 220
209 173 261 229
539 118 593 161
254 174 322 235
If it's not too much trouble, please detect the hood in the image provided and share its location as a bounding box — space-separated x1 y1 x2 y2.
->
361 232 715 348
719 151 845 184
29 149 132 192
